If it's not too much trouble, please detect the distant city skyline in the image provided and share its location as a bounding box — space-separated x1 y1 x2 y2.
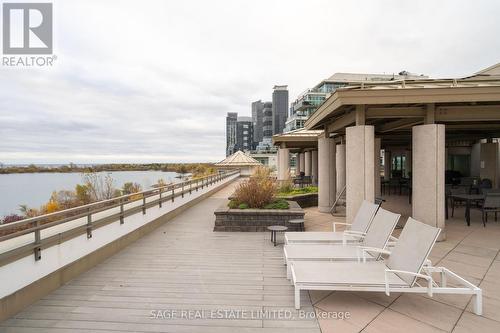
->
1 0 499 164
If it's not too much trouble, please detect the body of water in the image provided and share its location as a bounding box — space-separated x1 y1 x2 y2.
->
0 171 183 217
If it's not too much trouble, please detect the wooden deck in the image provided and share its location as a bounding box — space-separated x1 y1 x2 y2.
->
1 182 320 333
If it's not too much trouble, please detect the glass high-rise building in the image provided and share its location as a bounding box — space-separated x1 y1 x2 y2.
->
262 102 273 139
225 112 238 156
251 100 264 146
225 113 254 156
272 85 288 135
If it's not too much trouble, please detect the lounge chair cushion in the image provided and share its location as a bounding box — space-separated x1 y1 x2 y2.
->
292 261 408 287
386 218 440 285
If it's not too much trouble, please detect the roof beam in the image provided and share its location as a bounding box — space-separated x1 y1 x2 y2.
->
355 105 366 125
366 107 425 118
425 103 435 124
378 118 423 133
326 112 356 133
436 105 500 121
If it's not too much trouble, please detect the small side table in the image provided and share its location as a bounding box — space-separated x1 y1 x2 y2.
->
267 225 288 246
288 219 305 231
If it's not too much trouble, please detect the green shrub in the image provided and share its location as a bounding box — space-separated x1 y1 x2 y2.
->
228 200 238 209
278 186 318 196
232 167 276 208
263 199 289 209
238 203 249 209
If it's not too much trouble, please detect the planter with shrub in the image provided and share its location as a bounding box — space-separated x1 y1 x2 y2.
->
277 186 318 208
214 167 304 231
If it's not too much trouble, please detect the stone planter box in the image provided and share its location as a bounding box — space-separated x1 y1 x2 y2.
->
214 201 305 232
277 193 318 208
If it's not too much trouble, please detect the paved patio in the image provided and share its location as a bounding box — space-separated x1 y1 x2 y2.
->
2 183 500 333
304 195 500 333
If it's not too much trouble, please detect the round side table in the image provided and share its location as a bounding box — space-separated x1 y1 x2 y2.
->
267 225 288 246
288 219 305 231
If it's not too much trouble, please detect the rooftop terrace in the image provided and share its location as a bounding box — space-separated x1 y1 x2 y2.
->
1 181 500 333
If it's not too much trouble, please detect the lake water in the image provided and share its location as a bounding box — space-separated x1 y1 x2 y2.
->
0 171 182 217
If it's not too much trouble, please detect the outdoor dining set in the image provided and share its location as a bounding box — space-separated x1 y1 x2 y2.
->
447 178 500 226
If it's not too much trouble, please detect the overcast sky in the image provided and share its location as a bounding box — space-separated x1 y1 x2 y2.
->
1 0 499 164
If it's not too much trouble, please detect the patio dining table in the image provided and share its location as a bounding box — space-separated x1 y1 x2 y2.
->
448 194 485 226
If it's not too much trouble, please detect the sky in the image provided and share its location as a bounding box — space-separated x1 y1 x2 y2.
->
1 0 499 164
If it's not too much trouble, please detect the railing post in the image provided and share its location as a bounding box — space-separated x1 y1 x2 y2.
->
159 188 162 208
87 208 92 238
142 195 146 214
202 177 204 189
189 180 192 194
120 198 124 224
196 179 198 191
171 185 175 202
181 182 184 198
34 220 41 261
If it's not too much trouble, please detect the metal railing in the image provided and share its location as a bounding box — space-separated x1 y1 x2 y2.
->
0 170 240 265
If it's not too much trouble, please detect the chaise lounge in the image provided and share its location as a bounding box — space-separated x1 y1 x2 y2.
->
284 207 400 279
284 200 380 245
290 218 482 315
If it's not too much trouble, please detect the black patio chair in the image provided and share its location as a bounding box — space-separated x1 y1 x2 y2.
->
481 193 500 227
450 186 470 217
480 178 493 192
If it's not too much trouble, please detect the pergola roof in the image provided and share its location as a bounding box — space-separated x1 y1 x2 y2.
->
272 129 323 150
304 70 500 147
215 151 262 167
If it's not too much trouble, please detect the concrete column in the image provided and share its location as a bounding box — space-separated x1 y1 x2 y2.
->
318 135 336 213
277 148 290 181
374 138 381 197
346 126 375 224
299 153 305 173
412 124 446 240
384 149 391 180
304 151 312 176
336 144 346 197
311 150 318 185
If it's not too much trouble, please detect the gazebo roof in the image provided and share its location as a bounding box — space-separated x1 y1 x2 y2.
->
215 151 262 167
272 128 323 150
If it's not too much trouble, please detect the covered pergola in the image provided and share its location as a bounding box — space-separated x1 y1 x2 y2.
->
274 64 500 240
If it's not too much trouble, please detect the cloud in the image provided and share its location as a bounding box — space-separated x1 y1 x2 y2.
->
1 0 499 164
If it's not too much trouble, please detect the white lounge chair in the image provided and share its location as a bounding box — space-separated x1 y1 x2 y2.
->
284 200 379 245
284 208 400 279
291 218 482 315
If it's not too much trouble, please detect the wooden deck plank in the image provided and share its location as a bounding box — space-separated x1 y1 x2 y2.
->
1 183 319 332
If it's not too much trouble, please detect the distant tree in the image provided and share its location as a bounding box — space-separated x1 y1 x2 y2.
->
75 184 92 204
175 164 189 175
2 214 24 224
18 204 39 218
82 172 116 201
122 182 142 195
